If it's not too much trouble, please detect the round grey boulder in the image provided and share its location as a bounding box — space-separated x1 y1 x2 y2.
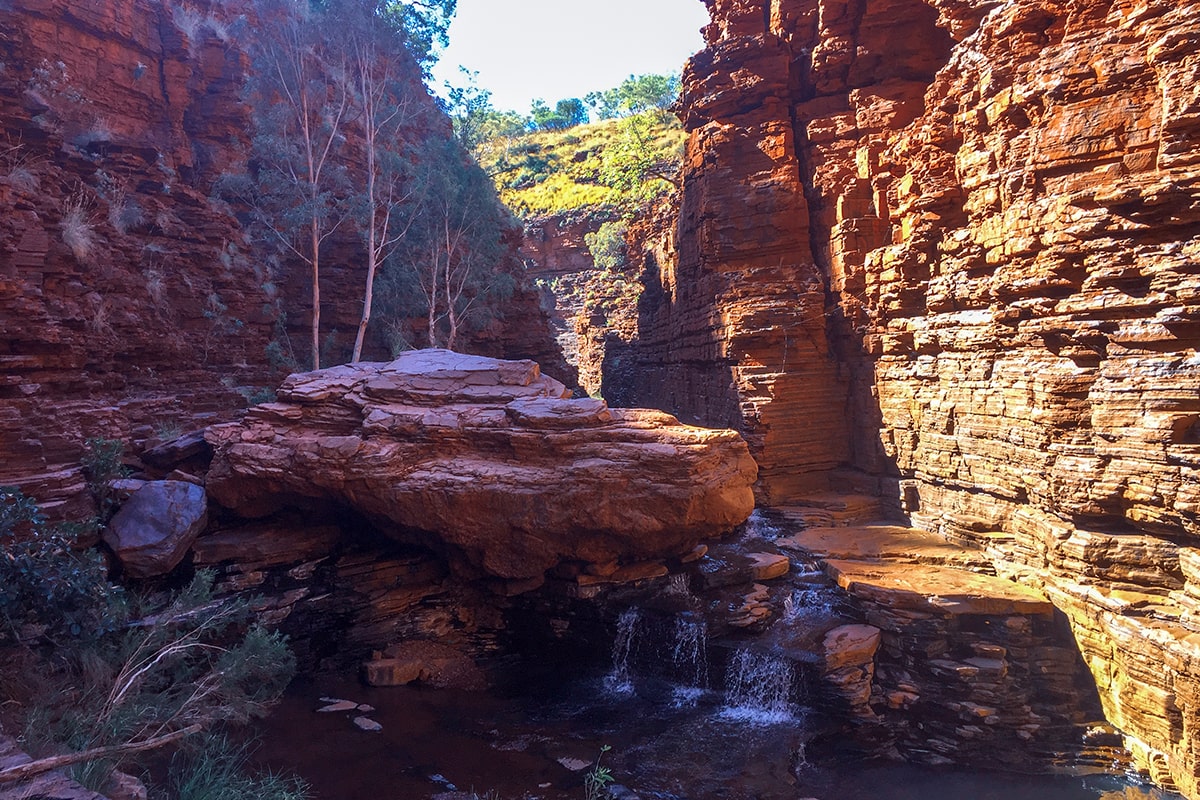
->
103 480 208 578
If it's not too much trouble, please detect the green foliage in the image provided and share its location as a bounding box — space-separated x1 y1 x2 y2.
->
445 67 496 152
308 0 455 70
167 733 310 800
479 113 684 218
82 437 128 522
584 745 615 800
237 386 277 406
15 569 297 779
599 112 683 194
381 136 517 349
441 70 523 165
67 754 118 792
584 220 628 272
0 486 125 644
379 0 457 71
530 97 588 131
265 340 299 373
586 73 680 120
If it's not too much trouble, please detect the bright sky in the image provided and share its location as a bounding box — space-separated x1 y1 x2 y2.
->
429 0 711 114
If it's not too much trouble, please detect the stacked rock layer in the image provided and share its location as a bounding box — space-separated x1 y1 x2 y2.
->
643 0 1200 793
206 350 758 587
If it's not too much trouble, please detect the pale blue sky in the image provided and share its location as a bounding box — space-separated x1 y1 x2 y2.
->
429 0 711 114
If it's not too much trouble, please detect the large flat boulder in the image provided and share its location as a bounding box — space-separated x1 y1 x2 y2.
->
205 350 757 582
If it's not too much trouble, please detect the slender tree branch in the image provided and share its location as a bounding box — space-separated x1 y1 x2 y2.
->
0 725 203 786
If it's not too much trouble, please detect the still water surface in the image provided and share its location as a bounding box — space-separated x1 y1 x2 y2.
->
251 672 1180 800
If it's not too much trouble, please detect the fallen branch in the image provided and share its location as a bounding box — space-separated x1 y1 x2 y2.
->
0 724 202 785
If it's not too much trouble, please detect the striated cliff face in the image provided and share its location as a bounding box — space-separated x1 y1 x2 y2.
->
653 0 1200 792
0 0 564 516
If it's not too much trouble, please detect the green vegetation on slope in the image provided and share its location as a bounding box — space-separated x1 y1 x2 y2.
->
444 72 687 219
476 112 685 219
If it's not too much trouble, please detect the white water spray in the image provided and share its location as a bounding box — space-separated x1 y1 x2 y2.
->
720 648 798 725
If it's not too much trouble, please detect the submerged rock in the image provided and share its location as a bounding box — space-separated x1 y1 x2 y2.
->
353 716 383 732
206 350 757 583
316 700 359 713
102 480 208 578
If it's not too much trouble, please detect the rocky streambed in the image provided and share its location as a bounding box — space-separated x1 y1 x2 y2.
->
241 504 1182 800
84 351 1191 799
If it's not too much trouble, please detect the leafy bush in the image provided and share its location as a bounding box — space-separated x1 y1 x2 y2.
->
83 436 128 522
0 486 125 643
585 221 628 272
12 569 297 786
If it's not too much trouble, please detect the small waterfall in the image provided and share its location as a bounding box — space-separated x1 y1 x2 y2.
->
782 587 835 624
664 572 691 596
670 613 709 706
720 648 798 724
604 608 641 696
740 509 784 541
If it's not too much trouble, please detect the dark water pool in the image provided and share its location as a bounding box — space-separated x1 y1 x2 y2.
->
249 672 1179 800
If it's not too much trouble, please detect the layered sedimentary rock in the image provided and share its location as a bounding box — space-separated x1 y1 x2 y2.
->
661 0 1200 792
783 523 1112 769
520 206 666 402
205 350 757 585
0 0 565 516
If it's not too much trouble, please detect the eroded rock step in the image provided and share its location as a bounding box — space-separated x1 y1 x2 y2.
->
777 520 1124 773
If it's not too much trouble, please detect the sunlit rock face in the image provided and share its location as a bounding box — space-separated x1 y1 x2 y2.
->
0 0 566 517
650 0 1200 793
205 350 758 586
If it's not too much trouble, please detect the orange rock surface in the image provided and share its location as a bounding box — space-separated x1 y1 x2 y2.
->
0 0 566 516
205 350 758 585
658 0 1200 792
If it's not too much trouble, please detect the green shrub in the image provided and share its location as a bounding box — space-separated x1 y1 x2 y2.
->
0 486 125 643
82 436 128 521
585 220 628 272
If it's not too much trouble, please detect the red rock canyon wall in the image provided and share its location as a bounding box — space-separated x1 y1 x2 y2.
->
655 0 1200 792
0 0 565 515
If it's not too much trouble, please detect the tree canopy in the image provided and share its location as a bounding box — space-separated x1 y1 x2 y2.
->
586 73 680 120
312 0 457 69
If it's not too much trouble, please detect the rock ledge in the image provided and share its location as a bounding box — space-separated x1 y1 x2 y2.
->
206 350 757 584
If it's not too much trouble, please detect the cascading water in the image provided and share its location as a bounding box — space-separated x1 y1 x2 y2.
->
664 572 691 596
782 587 833 623
670 612 709 707
720 648 799 724
604 608 641 696
740 509 784 541
671 613 709 685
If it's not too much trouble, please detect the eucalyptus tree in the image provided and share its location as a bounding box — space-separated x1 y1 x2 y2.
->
331 0 426 362
399 137 513 350
244 0 353 370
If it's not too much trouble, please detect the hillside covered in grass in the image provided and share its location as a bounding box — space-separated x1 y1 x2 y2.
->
477 112 686 219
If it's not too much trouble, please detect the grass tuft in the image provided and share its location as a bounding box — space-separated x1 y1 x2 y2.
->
61 192 96 263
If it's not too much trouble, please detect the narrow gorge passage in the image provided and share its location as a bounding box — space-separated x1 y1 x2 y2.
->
2 0 1199 797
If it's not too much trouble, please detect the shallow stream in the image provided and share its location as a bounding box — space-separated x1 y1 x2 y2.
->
251 668 1179 800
